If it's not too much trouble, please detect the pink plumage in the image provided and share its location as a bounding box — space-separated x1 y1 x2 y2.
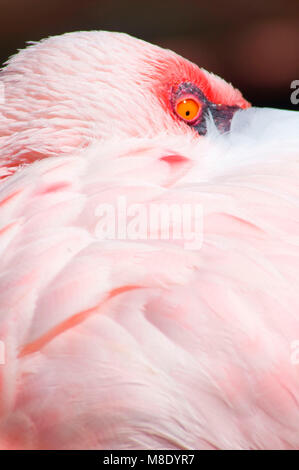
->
0 31 299 450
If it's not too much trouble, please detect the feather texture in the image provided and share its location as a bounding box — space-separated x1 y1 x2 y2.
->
0 32 299 449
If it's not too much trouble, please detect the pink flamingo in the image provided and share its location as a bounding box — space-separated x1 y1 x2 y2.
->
0 31 299 450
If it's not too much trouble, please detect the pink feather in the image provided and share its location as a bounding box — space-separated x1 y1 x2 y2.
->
0 31 299 449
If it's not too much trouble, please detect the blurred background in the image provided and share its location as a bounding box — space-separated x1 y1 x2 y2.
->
0 0 298 109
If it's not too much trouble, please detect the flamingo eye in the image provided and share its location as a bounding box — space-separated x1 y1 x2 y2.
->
175 97 201 123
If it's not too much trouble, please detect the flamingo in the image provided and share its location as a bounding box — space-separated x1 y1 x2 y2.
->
0 31 299 450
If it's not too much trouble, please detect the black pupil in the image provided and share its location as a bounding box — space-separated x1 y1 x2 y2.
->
186 110 190 116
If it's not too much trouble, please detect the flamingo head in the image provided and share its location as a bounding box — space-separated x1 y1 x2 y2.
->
0 31 250 172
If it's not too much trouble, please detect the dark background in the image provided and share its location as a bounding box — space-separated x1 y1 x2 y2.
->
0 0 298 109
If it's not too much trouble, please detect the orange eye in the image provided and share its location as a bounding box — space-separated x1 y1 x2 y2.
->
175 97 201 122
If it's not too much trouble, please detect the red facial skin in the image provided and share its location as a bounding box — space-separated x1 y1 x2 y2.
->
151 52 250 118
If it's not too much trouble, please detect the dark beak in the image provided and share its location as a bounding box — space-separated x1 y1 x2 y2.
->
194 103 241 135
